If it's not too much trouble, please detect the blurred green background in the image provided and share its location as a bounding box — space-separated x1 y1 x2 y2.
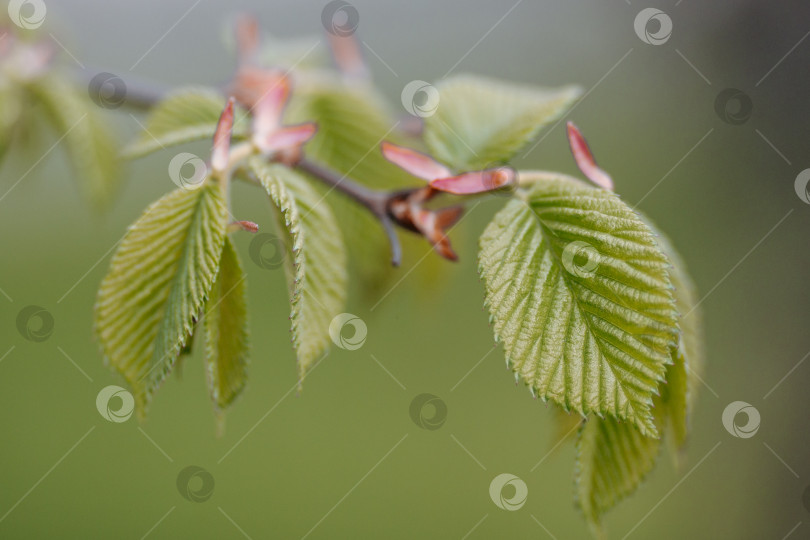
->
1 0 809 538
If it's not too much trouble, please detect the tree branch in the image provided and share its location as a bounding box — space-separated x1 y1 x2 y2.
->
296 157 409 266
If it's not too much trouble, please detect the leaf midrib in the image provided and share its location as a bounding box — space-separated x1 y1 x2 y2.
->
524 197 652 429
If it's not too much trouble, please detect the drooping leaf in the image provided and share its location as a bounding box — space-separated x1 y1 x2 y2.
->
478 173 679 437
123 87 250 159
205 236 249 410
423 74 581 170
95 182 228 415
574 413 663 538
571 217 702 536
286 81 416 291
250 157 347 376
27 74 121 207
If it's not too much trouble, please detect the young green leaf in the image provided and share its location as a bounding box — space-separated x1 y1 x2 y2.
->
574 414 663 538
123 87 250 159
478 174 679 437
423 74 581 170
205 236 250 411
647 222 703 449
27 74 121 207
250 158 347 376
95 182 228 415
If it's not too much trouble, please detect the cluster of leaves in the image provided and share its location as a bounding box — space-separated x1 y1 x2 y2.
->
5 18 703 537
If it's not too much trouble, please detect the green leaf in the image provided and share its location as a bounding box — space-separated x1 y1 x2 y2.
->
123 87 249 159
574 414 663 538
423 74 581 170
478 173 679 437
28 74 121 207
95 182 228 415
205 236 250 410
249 158 347 376
646 222 703 449
286 82 414 293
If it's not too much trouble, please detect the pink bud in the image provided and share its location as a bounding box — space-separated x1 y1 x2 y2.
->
256 123 317 154
380 141 452 181
567 122 613 190
430 167 516 195
211 98 235 174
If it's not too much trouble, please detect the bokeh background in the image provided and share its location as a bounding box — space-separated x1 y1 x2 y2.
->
1 0 809 538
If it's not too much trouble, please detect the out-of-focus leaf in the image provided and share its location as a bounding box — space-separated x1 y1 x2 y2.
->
123 87 250 159
0 85 22 166
424 74 581 170
28 74 121 207
95 182 228 415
